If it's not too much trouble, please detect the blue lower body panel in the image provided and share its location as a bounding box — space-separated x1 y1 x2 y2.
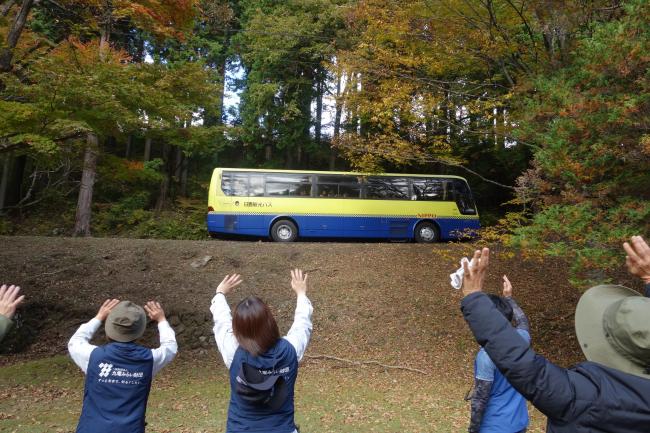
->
207 213 480 241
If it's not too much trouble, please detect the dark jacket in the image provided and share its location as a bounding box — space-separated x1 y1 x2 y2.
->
460 284 650 433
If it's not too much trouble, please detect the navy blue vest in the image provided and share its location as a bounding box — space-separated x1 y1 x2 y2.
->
227 338 299 433
77 343 153 433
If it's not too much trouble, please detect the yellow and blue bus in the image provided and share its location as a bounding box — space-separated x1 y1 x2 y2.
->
207 168 479 242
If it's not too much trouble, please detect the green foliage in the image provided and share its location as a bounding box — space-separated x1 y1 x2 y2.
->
98 192 151 229
95 156 162 201
129 208 208 240
511 0 650 284
512 201 650 285
236 0 347 164
92 200 207 240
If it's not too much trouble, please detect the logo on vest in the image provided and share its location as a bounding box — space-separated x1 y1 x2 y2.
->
96 362 146 385
98 362 113 377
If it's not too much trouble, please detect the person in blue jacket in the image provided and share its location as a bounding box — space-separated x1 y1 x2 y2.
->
469 275 530 433
458 235 650 433
68 299 178 433
211 269 313 433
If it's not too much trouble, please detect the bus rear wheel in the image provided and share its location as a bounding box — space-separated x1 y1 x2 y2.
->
414 222 439 243
271 220 298 242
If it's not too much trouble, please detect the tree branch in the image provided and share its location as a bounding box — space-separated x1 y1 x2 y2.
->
0 131 85 154
304 354 429 375
0 0 34 72
1 0 17 17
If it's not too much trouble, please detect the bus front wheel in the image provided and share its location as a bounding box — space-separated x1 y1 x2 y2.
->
271 220 298 242
414 222 439 243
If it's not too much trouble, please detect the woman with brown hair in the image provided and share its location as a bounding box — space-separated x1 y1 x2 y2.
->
210 269 313 433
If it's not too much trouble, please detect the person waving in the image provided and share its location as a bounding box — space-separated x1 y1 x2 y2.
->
211 269 313 433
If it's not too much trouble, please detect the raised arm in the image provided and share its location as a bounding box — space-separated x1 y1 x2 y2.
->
0 284 24 342
144 301 178 376
68 299 119 374
459 249 596 422
284 269 313 361
502 275 530 333
623 235 650 297
210 274 242 369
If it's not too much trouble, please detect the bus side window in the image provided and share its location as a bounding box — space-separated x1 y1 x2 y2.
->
265 174 312 197
249 174 265 197
222 172 249 196
316 175 361 199
366 177 409 200
339 183 361 198
411 179 444 201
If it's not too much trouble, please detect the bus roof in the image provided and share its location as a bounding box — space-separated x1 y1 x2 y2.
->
213 167 470 181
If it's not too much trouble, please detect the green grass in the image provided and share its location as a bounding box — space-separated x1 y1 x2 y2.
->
0 353 548 433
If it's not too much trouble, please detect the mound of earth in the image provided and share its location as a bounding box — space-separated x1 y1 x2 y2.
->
1 235 637 375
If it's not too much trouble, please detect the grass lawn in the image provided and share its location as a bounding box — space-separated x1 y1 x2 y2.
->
0 352 549 433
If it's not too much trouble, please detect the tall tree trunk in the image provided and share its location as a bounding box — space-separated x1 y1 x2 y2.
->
330 71 343 170
155 143 173 212
125 134 132 158
174 147 183 179
285 144 293 169
144 136 152 162
0 0 33 73
0 155 10 209
315 78 323 148
215 55 228 125
349 73 361 135
205 35 230 127
180 156 188 197
265 144 272 161
72 20 110 235
73 135 99 236
8 154 25 206
444 87 451 144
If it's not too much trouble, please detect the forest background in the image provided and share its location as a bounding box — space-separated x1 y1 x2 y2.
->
0 0 648 284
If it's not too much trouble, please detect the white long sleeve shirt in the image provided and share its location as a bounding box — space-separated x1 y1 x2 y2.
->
211 293 313 369
67 318 178 375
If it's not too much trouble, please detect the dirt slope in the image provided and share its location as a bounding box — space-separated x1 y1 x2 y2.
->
0 236 602 374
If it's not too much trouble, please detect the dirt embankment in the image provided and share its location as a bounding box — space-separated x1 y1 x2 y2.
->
2 235 635 373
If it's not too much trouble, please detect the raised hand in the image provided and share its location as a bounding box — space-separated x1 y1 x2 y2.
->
216 274 243 295
95 299 120 322
462 248 490 297
144 301 166 323
290 269 308 296
0 284 25 319
623 235 650 284
502 275 513 298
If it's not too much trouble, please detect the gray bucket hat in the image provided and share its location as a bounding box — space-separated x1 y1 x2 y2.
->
105 301 147 343
575 284 650 378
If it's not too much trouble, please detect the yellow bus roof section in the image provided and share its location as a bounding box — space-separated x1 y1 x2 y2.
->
212 167 470 181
